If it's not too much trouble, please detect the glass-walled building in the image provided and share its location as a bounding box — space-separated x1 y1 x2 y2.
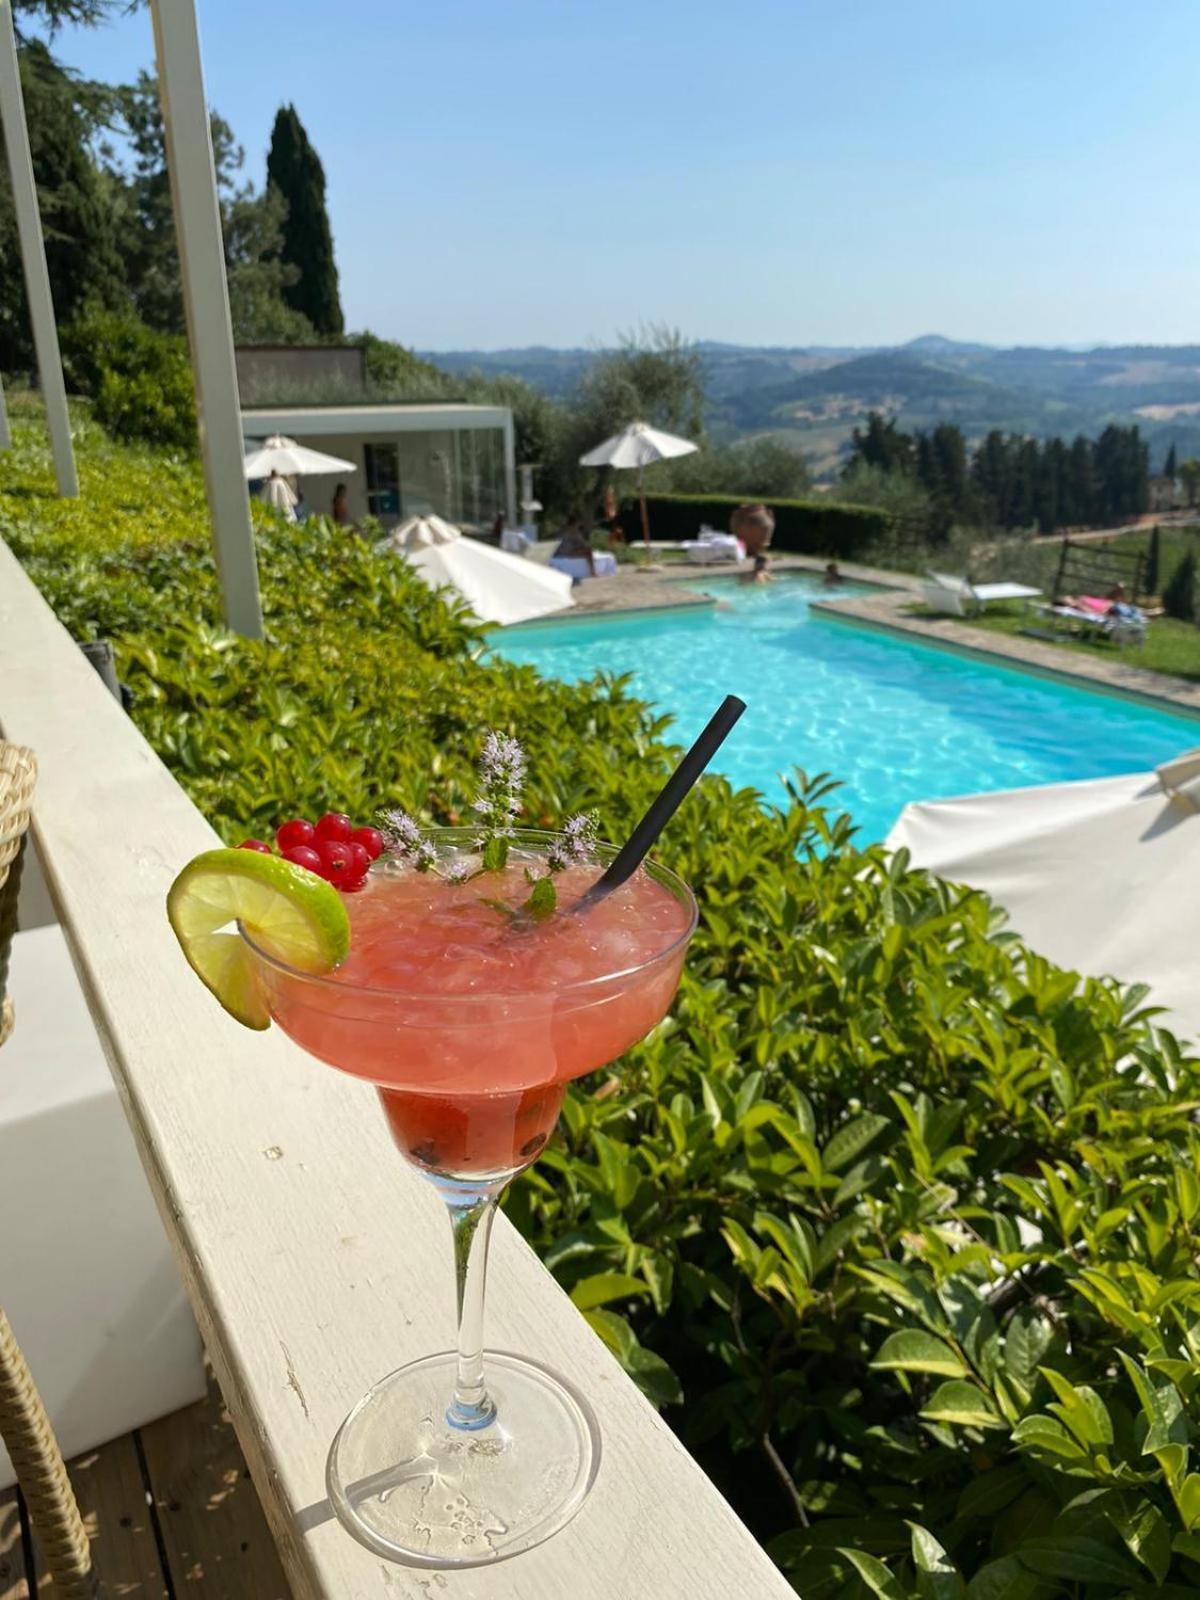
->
242 403 515 531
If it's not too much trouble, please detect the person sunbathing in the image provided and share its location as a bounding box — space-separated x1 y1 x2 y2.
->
1059 588 1142 619
1105 584 1145 623
1057 588 1146 632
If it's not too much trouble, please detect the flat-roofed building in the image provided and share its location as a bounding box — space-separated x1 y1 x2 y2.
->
238 345 516 531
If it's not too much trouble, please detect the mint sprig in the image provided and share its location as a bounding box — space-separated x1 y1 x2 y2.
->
524 876 557 919
482 835 509 872
387 733 598 925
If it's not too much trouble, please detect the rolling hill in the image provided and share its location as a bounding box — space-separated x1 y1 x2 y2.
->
423 337 1200 479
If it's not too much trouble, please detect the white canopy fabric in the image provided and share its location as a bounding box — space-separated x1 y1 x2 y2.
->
243 435 357 480
886 754 1200 1042
579 420 699 470
383 516 574 626
389 514 461 549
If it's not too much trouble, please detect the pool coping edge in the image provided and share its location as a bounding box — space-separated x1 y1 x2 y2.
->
812 597 1200 724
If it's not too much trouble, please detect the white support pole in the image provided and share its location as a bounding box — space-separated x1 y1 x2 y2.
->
0 373 10 451
149 0 262 639
502 409 517 527
0 0 77 495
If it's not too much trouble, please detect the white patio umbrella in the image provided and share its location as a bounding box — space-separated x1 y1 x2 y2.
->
886 751 1200 1042
579 421 698 551
384 515 574 626
242 434 358 480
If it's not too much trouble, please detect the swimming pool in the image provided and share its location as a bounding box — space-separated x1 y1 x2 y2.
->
492 575 1200 841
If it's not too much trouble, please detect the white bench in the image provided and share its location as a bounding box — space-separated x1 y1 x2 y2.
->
0 537 794 1597
680 533 743 564
549 551 619 581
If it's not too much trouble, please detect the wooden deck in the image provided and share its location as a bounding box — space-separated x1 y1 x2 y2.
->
1 1377 291 1598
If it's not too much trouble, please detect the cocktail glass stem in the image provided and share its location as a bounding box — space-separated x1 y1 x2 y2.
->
441 1179 503 1431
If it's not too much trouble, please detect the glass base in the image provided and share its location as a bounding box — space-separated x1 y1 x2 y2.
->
326 1350 600 1568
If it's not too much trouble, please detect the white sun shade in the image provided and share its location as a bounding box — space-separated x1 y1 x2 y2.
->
579 421 699 470
887 754 1200 1043
389 514 461 549
242 435 357 479
381 519 574 626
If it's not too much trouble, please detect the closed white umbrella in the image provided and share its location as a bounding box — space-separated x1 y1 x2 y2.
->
579 420 699 551
886 752 1200 1042
243 434 358 480
390 514 461 549
384 516 574 626
261 472 297 522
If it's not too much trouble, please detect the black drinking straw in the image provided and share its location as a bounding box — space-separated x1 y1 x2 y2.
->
578 694 746 910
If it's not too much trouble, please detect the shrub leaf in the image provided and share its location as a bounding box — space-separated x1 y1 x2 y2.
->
872 1330 968 1379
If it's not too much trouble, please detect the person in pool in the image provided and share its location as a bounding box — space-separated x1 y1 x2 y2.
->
731 502 775 584
823 560 842 586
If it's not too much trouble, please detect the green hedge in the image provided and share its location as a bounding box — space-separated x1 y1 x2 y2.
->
6 417 1200 1597
60 307 197 452
624 491 892 558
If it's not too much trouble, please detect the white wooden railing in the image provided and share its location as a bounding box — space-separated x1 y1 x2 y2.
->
0 538 795 1599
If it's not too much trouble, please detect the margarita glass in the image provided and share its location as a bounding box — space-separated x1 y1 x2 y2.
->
242 828 697 1567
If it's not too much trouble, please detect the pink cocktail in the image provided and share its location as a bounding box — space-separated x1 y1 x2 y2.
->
257 851 691 1177
242 828 696 1568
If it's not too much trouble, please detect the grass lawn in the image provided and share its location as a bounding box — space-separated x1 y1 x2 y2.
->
915 600 1200 683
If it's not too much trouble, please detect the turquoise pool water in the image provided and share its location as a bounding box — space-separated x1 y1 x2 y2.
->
493 575 1200 841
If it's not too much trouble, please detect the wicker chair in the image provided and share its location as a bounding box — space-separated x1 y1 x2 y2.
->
0 743 99 1596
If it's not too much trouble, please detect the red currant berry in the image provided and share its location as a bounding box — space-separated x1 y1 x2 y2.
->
315 812 353 843
238 839 272 853
276 818 315 851
346 841 370 878
282 844 324 876
317 839 356 884
350 825 385 861
341 872 368 893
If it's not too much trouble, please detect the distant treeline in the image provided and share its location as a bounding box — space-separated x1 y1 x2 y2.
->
844 413 1150 536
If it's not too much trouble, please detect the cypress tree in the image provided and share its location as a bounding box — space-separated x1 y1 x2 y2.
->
916 432 938 494
1067 436 1094 525
1145 525 1161 596
930 423 968 511
1130 426 1150 516
971 430 1011 526
1163 549 1196 623
266 104 343 335
1165 442 1178 479
1009 439 1039 529
1035 438 1066 534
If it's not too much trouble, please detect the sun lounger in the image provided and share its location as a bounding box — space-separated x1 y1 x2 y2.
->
549 552 618 581
923 572 1042 616
1030 601 1147 647
680 531 744 565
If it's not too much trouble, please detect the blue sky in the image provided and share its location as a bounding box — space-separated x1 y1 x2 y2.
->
38 0 1200 350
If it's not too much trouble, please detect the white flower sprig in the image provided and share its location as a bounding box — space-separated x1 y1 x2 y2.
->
379 808 436 871
380 736 597 924
473 731 526 870
547 811 598 871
